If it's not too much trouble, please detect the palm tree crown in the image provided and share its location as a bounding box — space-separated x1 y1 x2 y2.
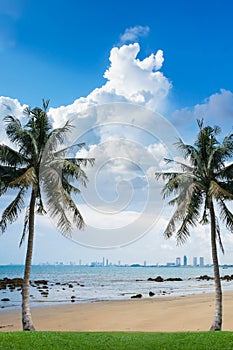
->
156 119 233 330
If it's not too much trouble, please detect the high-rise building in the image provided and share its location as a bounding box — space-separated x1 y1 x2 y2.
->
176 257 181 266
183 255 187 266
193 257 197 267
200 257 204 267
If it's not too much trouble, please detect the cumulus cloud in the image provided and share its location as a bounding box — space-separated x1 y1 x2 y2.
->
102 44 169 109
171 89 233 136
119 25 150 44
0 96 27 144
50 42 171 127
194 89 233 124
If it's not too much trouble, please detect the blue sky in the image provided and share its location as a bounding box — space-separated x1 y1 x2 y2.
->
1 0 233 108
0 0 233 265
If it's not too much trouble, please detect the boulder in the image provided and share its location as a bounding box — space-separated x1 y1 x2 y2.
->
131 293 142 299
165 278 183 282
197 275 214 281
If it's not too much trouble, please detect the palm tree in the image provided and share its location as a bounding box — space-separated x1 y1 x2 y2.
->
155 119 233 330
0 100 93 330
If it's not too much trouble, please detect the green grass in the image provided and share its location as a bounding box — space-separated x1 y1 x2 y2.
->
0 332 233 350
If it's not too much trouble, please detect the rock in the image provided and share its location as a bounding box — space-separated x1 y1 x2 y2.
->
0 277 23 290
165 278 183 282
34 280 48 285
149 291 155 297
148 276 164 282
221 275 233 281
131 293 142 299
197 275 214 281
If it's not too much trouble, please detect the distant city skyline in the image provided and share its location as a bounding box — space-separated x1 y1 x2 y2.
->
15 255 207 268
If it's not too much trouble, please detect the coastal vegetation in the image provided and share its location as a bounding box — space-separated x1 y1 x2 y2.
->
0 332 233 350
0 100 93 330
155 119 233 330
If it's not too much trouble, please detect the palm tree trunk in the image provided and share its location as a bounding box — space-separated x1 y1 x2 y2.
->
22 188 36 331
209 199 222 331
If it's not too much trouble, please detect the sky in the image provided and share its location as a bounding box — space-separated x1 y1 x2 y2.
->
0 0 233 265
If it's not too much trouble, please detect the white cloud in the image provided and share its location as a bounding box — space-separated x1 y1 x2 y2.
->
0 96 27 144
194 89 233 125
49 42 171 127
171 89 233 137
119 25 150 43
102 43 170 110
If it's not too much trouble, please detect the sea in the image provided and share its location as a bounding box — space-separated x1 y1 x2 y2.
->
1 265 233 310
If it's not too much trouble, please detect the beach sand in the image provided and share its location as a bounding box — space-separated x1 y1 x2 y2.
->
1 292 233 332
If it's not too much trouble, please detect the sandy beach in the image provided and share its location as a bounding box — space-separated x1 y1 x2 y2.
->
1 292 233 332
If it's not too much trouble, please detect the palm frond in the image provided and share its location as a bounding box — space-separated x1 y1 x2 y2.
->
163 182 202 244
61 176 81 195
62 159 89 188
161 172 195 200
200 197 209 224
53 142 86 157
163 157 194 172
0 187 26 233
164 197 188 239
0 145 28 166
175 186 203 245
215 216 224 254
218 199 233 232
209 180 233 200
41 167 84 236
46 120 74 153
222 133 233 158
62 190 85 230
19 207 29 247
9 167 37 188
218 162 233 180
36 188 47 215
4 116 38 157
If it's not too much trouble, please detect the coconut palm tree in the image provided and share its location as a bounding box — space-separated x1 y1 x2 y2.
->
0 100 93 330
155 119 233 330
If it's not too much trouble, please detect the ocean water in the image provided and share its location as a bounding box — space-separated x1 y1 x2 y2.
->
1 265 233 310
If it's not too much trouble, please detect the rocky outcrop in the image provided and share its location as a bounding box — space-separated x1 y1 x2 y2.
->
0 278 23 290
147 276 183 282
148 276 164 282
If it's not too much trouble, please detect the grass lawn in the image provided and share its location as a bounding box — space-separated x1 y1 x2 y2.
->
0 332 233 350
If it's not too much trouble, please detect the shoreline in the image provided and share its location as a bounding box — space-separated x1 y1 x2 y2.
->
1 291 233 332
